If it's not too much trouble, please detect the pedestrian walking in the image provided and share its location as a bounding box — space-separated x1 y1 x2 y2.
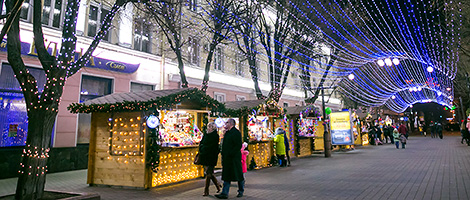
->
283 130 291 166
398 123 408 140
273 128 287 167
199 122 222 196
216 119 244 199
436 122 443 139
241 142 249 184
388 125 395 143
460 121 469 145
393 129 400 149
383 125 391 144
429 121 436 138
400 132 407 148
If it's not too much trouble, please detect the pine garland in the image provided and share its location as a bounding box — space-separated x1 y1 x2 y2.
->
68 88 225 114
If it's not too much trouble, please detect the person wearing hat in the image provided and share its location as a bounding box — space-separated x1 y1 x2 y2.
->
273 128 287 167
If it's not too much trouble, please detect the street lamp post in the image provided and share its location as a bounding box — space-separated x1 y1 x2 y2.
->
321 87 331 157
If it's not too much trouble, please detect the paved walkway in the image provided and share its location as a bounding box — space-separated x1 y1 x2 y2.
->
1 135 470 200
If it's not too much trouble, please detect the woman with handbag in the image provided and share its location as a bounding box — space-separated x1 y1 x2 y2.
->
199 122 222 196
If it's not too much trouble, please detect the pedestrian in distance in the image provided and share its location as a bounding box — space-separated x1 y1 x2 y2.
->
400 132 407 148
393 129 401 149
273 128 287 167
388 125 395 143
383 125 391 144
283 130 291 166
398 123 408 140
436 122 443 139
429 121 436 138
460 120 469 145
199 122 222 196
215 119 244 199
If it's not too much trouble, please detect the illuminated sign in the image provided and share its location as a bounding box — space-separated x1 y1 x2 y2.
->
330 111 354 145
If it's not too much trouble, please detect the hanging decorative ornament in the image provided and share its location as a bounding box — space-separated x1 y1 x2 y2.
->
325 107 332 115
147 115 160 129
215 118 225 128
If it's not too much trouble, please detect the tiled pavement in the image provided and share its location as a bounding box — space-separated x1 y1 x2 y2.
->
1 135 469 200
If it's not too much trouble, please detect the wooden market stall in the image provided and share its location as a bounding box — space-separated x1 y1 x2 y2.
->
68 88 224 188
286 105 324 157
223 99 283 170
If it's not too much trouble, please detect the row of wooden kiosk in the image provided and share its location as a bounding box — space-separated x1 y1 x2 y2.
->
67 88 356 189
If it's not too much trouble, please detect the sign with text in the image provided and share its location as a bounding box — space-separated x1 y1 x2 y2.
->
330 111 353 145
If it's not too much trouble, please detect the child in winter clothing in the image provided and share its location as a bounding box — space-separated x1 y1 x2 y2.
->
273 128 287 167
393 129 400 149
241 142 249 173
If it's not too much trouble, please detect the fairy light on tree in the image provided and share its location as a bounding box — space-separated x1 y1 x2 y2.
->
1 0 139 199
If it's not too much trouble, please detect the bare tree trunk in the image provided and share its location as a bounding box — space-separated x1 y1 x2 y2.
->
174 44 188 88
247 56 263 99
201 39 218 92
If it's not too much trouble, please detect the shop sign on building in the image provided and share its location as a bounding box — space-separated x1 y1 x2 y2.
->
330 111 354 145
1 39 140 73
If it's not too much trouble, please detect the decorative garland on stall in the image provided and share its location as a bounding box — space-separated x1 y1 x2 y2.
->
68 88 225 114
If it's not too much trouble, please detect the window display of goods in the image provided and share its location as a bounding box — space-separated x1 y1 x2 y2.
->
159 111 202 147
298 118 318 137
247 116 272 141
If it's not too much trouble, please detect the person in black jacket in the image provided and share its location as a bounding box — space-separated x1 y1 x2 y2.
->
199 122 221 196
216 119 244 199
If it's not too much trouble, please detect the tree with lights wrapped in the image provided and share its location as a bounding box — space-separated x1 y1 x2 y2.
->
1 0 139 199
232 0 265 99
137 0 194 88
199 0 242 92
256 0 321 102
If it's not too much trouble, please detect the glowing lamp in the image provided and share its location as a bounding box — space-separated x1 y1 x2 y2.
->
391 95 396 99
413 87 418 92
215 118 225 128
437 91 442 96
410 105 413 108
147 115 160 129
427 66 434 73
417 87 422 91
348 73 355 80
409 88 413 92
384 58 393 66
392 58 400 65
446 87 451 91
377 59 385 67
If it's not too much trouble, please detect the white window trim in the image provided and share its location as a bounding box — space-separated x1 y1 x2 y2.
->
214 92 226 103
87 2 112 42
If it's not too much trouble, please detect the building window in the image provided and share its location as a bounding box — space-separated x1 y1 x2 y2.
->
20 0 33 21
134 18 151 53
214 92 226 103
236 95 246 101
130 82 154 92
77 75 113 144
188 0 200 12
0 64 48 147
188 36 199 65
214 47 224 71
235 54 244 77
88 4 111 41
283 102 289 108
20 0 64 28
42 0 65 28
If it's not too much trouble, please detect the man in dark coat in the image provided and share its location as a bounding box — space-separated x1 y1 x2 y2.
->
215 119 244 199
